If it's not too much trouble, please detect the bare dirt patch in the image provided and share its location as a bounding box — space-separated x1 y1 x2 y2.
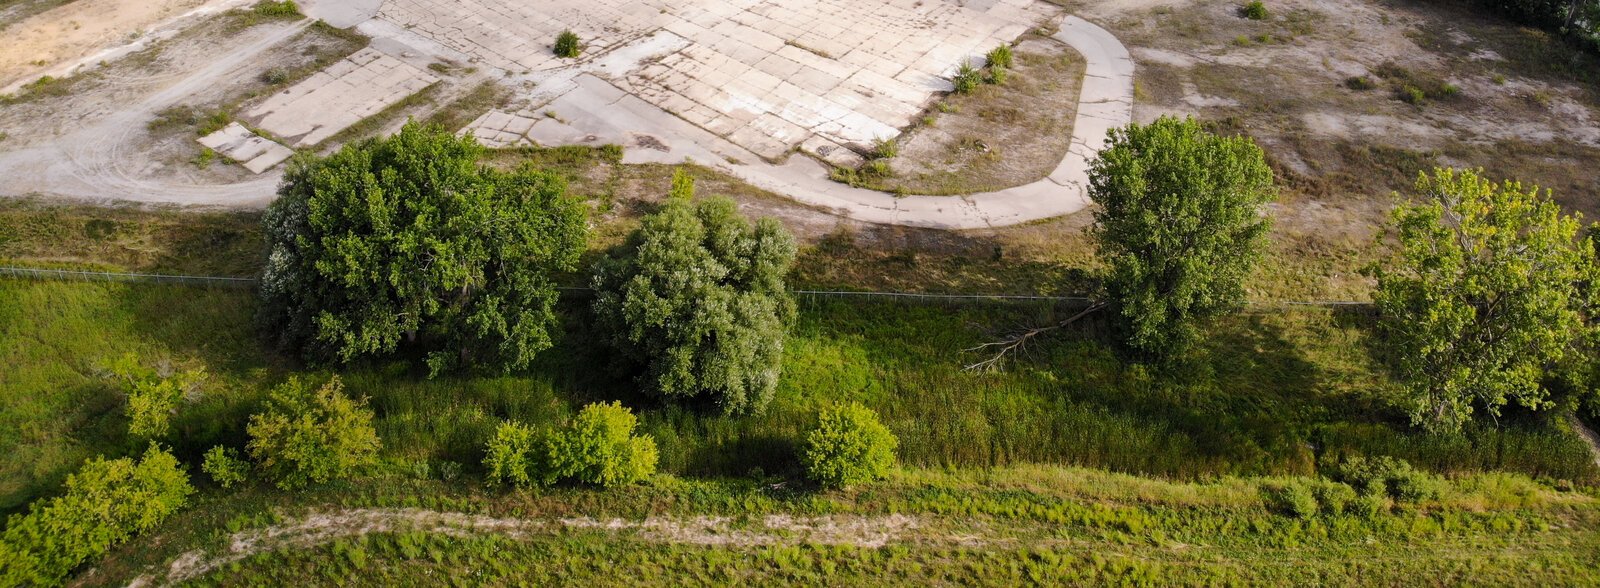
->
0 0 223 92
857 35 1087 196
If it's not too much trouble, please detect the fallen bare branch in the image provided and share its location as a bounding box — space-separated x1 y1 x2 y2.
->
962 302 1107 371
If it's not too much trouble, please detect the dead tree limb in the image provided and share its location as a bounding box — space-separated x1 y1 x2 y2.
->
963 302 1108 371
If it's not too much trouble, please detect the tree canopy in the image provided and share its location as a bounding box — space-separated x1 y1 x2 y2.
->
260 121 588 375
1087 116 1276 358
592 171 797 415
1371 168 1599 432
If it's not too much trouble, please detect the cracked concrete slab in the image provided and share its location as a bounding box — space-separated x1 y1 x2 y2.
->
406 0 1054 158
245 47 439 147
197 122 295 173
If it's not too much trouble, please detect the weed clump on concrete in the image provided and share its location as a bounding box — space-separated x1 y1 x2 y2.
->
951 63 982 94
251 0 301 18
1344 76 1376 90
1241 1 1269 20
870 137 899 159
986 44 1014 69
555 30 582 58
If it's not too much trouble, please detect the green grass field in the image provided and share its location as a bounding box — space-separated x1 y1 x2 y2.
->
78 467 1600 586
3 276 1594 514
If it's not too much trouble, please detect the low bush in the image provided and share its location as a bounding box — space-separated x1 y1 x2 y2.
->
0 446 192 586
484 420 539 487
485 403 659 488
544 402 659 487
870 137 899 159
1326 456 1442 503
988 66 1008 86
247 376 381 490
803 402 898 489
1348 492 1389 518
1266 480 1318 518
109 354 204 440
1344 76 1376 90
555 30 582 58
1312 480 1357 515
202 446 249 489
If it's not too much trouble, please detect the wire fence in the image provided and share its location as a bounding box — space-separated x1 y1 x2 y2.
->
0 266 1375 308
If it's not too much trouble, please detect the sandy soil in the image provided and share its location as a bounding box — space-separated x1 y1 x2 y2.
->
0 0 234 93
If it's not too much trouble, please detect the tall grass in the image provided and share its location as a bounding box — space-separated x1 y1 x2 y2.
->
2 279 1596 513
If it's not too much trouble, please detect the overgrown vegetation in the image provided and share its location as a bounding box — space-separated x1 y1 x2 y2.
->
0 446 191 586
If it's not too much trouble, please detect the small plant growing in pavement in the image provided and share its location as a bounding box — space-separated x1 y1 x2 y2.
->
951 62 982 94
986 44 1013 69
803 402 898 489
870 136 898 159
554 30 582 58
1242 1 1268 20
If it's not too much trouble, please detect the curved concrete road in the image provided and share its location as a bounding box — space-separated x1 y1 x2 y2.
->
720 16 1133 229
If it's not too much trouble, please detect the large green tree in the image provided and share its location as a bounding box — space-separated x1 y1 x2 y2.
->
592 171 797 415
260 121 587 375
1087 116 1276 358
1371 168 1599 432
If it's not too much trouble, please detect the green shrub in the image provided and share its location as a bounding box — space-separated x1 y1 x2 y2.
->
484 420 539 487
542 402 659 488
1242 1 1269 20
0 445 192 586
952 63 982 94
1312 480 1357 515
1348 492 1389 518
1327 456 1442 503
1266 480 1318 518
555 30 582 58
986 44 1014 69
803 402 898 489
202 446 249 489
109 354 203 440
247 375 381 490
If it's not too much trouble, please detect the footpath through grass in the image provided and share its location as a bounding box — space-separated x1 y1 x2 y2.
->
3 276 1596 513
81 467 1600 586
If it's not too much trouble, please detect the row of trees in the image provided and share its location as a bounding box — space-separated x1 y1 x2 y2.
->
260 122 797 415
262 119 1597 440
1082 116 1599 433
